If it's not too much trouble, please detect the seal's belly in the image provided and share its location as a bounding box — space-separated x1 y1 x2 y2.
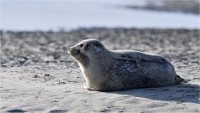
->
109 60 176 89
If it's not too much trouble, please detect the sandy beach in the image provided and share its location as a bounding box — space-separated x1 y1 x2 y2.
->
0 28 199 112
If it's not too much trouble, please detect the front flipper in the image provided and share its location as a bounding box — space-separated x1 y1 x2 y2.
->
83 84 96 91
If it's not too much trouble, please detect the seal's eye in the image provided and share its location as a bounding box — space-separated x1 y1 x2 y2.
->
79 44 84 48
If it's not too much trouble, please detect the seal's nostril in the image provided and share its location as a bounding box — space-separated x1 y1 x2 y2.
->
69 48 80 56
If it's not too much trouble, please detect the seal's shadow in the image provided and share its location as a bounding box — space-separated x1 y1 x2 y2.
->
107 83 199 104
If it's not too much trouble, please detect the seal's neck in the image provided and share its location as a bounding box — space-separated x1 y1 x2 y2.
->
76 52 90 69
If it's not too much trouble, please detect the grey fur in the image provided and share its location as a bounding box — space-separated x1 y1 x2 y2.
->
68 39 184 91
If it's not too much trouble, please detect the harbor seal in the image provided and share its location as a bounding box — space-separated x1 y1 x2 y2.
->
68 39 184 91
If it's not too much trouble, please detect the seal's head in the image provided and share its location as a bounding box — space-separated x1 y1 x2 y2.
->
68 39 106 67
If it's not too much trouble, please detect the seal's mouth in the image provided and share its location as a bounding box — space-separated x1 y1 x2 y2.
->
68 48 80 56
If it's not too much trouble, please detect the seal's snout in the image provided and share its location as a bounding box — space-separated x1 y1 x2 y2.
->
68 47 80 56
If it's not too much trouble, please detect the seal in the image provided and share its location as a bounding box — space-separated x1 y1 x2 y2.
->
68 39 185 91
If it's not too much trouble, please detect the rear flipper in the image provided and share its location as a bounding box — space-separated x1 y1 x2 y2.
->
175 75 186 84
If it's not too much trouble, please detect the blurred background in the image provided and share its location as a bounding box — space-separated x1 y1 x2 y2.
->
1 0 199 31
1 0 199 67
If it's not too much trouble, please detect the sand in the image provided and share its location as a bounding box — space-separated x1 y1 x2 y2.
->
0 28 199 113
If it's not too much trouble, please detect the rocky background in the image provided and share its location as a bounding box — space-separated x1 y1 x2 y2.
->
1 28 199 70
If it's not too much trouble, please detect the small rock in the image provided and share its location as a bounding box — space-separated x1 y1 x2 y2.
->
43 74 50 77
31 75 40 78
58 80 66 85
